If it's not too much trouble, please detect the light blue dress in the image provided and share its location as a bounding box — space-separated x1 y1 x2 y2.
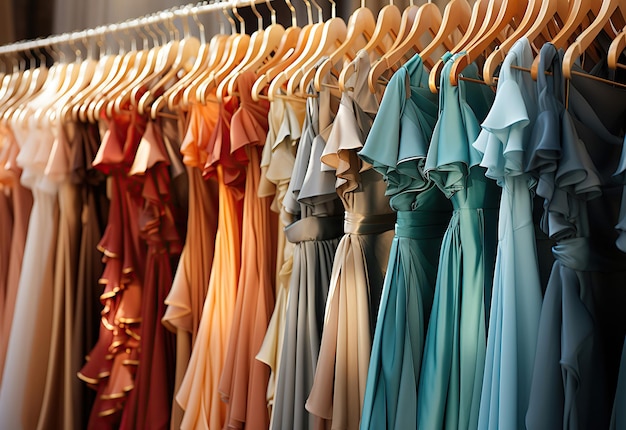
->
417 52 499 430
472 38 543 430
358 54 452 430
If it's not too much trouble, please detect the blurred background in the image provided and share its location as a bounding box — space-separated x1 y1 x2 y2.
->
0 0 451 46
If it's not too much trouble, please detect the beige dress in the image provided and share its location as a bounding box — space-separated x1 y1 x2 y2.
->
306 52 395 430
256 93 306 420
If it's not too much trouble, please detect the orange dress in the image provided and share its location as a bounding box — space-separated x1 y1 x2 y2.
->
78 106 147 428
0 124 32 386
163 103 220 430
218 71 278 430
177 95 244 430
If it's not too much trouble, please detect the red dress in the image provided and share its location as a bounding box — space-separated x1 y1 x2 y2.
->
78 106 147 428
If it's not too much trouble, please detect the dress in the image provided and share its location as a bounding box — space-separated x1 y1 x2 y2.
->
270 68 344 430
218 71 277 430
78 105 147 428
472 38 544 430
176 95 244 430
0 117 59 429
417 51 499 430
0 124 32 387
163 102 219 430
526 43 626 430
256 92 305 420
357 53 452 430
120 118 183 430
36 118 84 430
69 121 110 430
306 51 396 430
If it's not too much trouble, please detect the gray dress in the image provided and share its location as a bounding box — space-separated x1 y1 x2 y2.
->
526 43 626 430
270 62 344 430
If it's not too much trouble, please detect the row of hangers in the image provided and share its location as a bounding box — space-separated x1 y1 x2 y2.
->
0 0 625 128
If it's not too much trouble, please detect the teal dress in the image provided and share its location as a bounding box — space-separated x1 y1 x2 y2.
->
417 52 499 430
357 54 451 430
473 38 543 430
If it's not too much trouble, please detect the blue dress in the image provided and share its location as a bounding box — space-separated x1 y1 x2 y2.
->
526 43 626 430
357 53 451 430
472 38 543 430
417 52 499 430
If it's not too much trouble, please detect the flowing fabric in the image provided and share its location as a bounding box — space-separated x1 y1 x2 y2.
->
256 92 306 418
176 95 244 430
119 119 184 429
417 52 499 430
472 38 544 430
357 54 451 430
306 51 395 430
77 105 147 428
0 124 32 387
163 103 219 430
270 66 344 430
526 43 626 430
0 117 59 430
218 71 277 430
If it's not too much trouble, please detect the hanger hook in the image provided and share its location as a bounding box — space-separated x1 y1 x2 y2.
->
250 0 263 31
301 0 313 25
191 5 206 45
265 0 277 25
232 3 245 35
328 0 336 19
310 0 322 22
284 0 297 27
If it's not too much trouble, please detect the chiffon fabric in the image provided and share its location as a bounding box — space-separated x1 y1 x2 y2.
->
120 118 184 429
306 51 396 430
473 38 543 430
358 53 451 430
270 68 344 430
0 116 59 430
417 52 499 430
526 43 626 430
0 124 32 388
77 105 147 428
218 71 278 430
256 92 306 418
163 102 219 430
176 95 244 430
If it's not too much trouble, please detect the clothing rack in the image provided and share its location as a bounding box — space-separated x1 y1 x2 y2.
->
0 0 277 56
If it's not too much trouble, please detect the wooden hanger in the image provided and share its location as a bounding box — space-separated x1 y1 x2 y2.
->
338 1 402 92
251 0 309 101
77 32 138 122
608 24 626 69
429 0 490 93
419 0 471 68
2 48 49 121
286 0 346 97
139 13 202 116
219 0 288 102
182 8 236 107
448 0 528 86
530 0 601 79
369 1 451 93
0 52 40 119
311 4 376 93
563 0 626 79
197 3 251 104
160 10 213 112
481 0 542 85
105 23 162 117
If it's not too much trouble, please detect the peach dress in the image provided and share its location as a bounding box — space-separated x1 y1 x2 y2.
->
218 71 277 430
163 103 220 430
176 95 244 430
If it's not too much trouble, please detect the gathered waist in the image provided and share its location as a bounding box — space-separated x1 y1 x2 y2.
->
343 212 396 235
395 210 450 239
284 215 344 243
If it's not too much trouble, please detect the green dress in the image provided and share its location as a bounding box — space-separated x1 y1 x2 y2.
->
358 54 451 430
417 52 499 430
